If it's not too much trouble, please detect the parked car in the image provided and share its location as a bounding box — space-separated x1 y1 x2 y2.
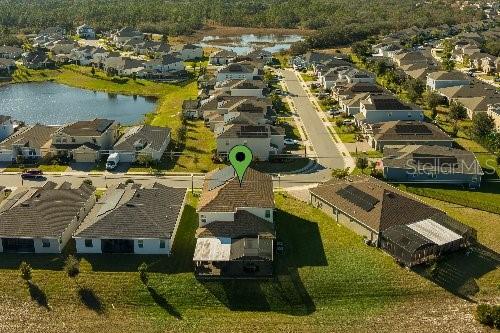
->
328 109 342 116
342 119 355 126
21 170 45 181
284 138 299 145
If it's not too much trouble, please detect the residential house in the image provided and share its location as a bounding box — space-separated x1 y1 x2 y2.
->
209 49 237 65
214 79 267 98
0 115 14 141
245 49 273 64
302 51 347 66
133 40 170 57
74 183 186 254
194 167 275 277
112 27 144 47
319 66 352 90
0 124 57 162
0 45 23 59
182 99 201 119
487 103 500 131
111 125 170 162
51 119 120 163
372 43 402 58
392 51 428 67
355 94 424 125
426 71 470 90
367 120 453 151
104 56 144 76
215 62 262 82
0 182 95 253
172 44 203 60
457 95 500 118
383 145 483 187
140 54 185 79
339 92 371 116
69 45 99 66
199 95 272 120
437 82 498 102
22 49 55 69
76 24 96 39
310 175 474 267
333 82 383 101
342 68 376 84
469 53 496 71
0 58 16 75
481 56 499 74
216 124 285 161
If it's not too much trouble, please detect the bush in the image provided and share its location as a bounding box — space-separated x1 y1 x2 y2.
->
19 261 32 282
64 255 80 279
356 156 369 169
475 304 500 328
138 263 149 285
82 179 92 186
335 119 344 127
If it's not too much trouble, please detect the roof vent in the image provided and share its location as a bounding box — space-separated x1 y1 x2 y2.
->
126 203 136 207
21 202 30 207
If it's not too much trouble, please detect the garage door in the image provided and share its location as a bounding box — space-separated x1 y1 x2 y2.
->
0 151 13 162
73 151 98 163
2 238 35 252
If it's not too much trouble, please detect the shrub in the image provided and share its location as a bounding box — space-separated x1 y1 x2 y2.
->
138 263 149 285
82 179 92 186
19 261 32 282
475 304 500 328
335 119 344 127
64 255 80 279
331 168 349 179
356 156 369 169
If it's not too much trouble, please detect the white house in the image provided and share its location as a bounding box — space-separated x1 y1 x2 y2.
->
0 182 95 253
209 49 237 65
426 71 470 90
214 79 266 98
215 62 261 82
0 124 57 162
74 183 187 255
0 115 14 141
76 24 96 39
103 56 144 76
216 124 284 161
355 94 424 125
142 54 184 74
111 125 170 162
194 167 275 277
172 44 203 60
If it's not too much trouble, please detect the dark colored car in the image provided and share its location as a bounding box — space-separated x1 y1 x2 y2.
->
21 169 45 180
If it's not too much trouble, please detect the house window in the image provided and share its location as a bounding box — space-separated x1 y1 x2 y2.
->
159 240 166 248
42 239 50 248
62 138 67 143
92 138 97 143
138 240 144 248
84 239 93 247
71 137 76 143
265 210 271 218
200 215 207 223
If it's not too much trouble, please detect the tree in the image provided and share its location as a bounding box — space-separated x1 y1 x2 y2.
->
331 168 350 179
423 90 441 113
138 262 149 285
137 154 154 167
402 78 425 102
449 101 467 120
64 255 80 280
90 66 96 76
451 122 459 137
441 57 455 71
471 112 495 140
19 261 32 282
351 41 371 62
356 156 368 170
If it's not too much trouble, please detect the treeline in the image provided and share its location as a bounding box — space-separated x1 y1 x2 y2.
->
0 0 483 47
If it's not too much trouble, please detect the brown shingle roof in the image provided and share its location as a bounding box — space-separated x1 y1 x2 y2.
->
196 210 275 238
198 167 274 212
371 121 452 142
310 175 443 232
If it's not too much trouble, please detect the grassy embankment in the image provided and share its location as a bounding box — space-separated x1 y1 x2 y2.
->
0 193 497 332
10 65 215 173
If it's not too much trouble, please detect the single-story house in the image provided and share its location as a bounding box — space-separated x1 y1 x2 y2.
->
367 120 453 151
111 125 170 162
194 167 275 277
74 183 186 254
0 124 58 162
382 145 483 187
0 182 95 253
393 51 429 67
426 71 470 90
310 175 475 266
103 56 144 76
456 95 500 119
209 49 237 65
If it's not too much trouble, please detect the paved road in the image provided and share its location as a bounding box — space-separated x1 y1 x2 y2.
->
280 69 345 170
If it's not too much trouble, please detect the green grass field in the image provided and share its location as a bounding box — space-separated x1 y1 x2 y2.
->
0 193 497 332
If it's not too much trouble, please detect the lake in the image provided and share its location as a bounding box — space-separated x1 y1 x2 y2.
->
197 34 304 55
0 82 157 125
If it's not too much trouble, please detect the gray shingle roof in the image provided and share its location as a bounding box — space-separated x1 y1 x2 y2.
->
371 121 452 142
0 124 58 149
196 210 275 238
0 183 95 238
113 125 170 152
58 119 115 137
75 183 186 239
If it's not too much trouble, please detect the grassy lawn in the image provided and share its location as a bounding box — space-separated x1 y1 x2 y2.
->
3 164 68 173
300 73 316 82
0 193 496 332
332 125 357 143
252 158 311 174
398 182 500 216
351 150 383 159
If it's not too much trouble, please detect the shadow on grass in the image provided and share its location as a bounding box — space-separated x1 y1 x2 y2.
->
78 287 105 314
200 207 326 315
27 281 50 310
147 286 182 320
413 244 499 301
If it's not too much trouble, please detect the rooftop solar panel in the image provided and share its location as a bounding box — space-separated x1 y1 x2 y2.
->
394 124 433 135
336 185 380 212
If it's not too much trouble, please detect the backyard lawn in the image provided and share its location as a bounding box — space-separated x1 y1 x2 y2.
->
0 193 497 332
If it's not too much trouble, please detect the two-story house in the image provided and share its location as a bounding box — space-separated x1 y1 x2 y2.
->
194 166 275 277
76 24 96 39
0 124 57 162
215 62 262 82
355 94 424 125
51 118 120 163
426 71 470 91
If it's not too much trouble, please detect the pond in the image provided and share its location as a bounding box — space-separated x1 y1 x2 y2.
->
0 82 157 125
197 34 304 55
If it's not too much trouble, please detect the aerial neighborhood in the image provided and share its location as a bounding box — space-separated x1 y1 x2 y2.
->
0 2 499 331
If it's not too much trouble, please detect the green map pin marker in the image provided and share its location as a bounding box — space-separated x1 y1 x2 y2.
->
228 145 253 186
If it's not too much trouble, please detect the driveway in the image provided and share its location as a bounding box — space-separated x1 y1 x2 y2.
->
279 69 346 170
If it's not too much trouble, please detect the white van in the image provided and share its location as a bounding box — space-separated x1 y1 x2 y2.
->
106 153 120 170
